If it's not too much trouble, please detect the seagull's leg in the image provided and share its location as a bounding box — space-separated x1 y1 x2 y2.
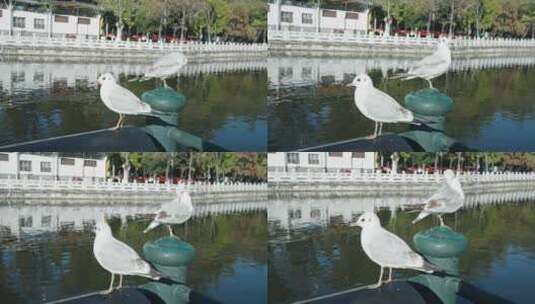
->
113 115 122 130
368 122 378 139
427 79 434 89
439 215 445 226
387 268 393 283
163 79 169 88
120 115 127 128
101 273 115 295
378 123 383 136
116 275 123 290
369 267 384 289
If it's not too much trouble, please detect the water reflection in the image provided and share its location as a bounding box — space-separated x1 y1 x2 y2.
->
0 60 267 151
0 200 267 304
268 191 535 304
268 56 535 151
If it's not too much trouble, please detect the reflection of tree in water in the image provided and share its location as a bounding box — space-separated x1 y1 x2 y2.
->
0 211 266 303
174 71 267 140
186 212 267 290
268 203 535 304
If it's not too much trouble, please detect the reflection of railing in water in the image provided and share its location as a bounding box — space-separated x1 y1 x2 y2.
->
0 201 267 239
268 56 535 89
0 60 266 97
268 189 535 232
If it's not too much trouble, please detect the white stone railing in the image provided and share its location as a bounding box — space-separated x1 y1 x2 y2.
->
0 178 267 194
268 171 535 184
0 33 268 53
268 29 535 49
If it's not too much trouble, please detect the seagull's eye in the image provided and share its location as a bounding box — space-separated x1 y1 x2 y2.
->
357 79 361 82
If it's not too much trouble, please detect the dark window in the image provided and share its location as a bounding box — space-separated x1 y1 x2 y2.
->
34 72 44 82
19 160 32 172
322 10 336 18
84 160 97 167
34 18 45 29
0 153 8 161
289 208 302 219
346 12 359 20
78 17 90 25
308 154 319 165
40 162 51 173
302 13 313 24
42 216 52 227
287 153 299 164
61 158 75 166
55 15 69 23
281 11 293 23
329 152 343 157
352 152 365 158
13 17 25 28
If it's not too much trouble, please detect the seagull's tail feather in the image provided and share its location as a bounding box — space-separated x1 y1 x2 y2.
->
128 76 151 83
148 109 177 117
137 268 166 280
390 72 418 81
412 212 429 224
417 260 441 274
411 117 434 126
143 221 160 234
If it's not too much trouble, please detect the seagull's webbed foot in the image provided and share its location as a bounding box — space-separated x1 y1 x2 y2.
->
100 288 115 295
368 281 383 289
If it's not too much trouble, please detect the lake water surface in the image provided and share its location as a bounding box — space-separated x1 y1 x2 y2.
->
268 56 535 151
0 61 267 151
0 200 267 304
268 192 535 304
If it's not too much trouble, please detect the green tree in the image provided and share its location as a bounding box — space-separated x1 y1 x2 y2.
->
97 0 137 41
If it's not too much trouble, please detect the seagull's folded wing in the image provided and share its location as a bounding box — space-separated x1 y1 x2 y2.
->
422 181 456 212
362 89 413 122
411 49 448 71
96 239 150 275
109 85 151 114
368 230 421 268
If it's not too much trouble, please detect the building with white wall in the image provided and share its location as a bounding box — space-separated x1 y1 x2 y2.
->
268 152 376 173
0 153 107 181
268 0 369 35
0 1 100 38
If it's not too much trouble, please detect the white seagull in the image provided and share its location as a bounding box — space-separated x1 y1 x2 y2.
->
98 73 155 130
348 74 415 138
93 216 162 294
144 190 194 238
351 212 437 288
412 169 465 226
392 37 451 89
141 52 188 87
